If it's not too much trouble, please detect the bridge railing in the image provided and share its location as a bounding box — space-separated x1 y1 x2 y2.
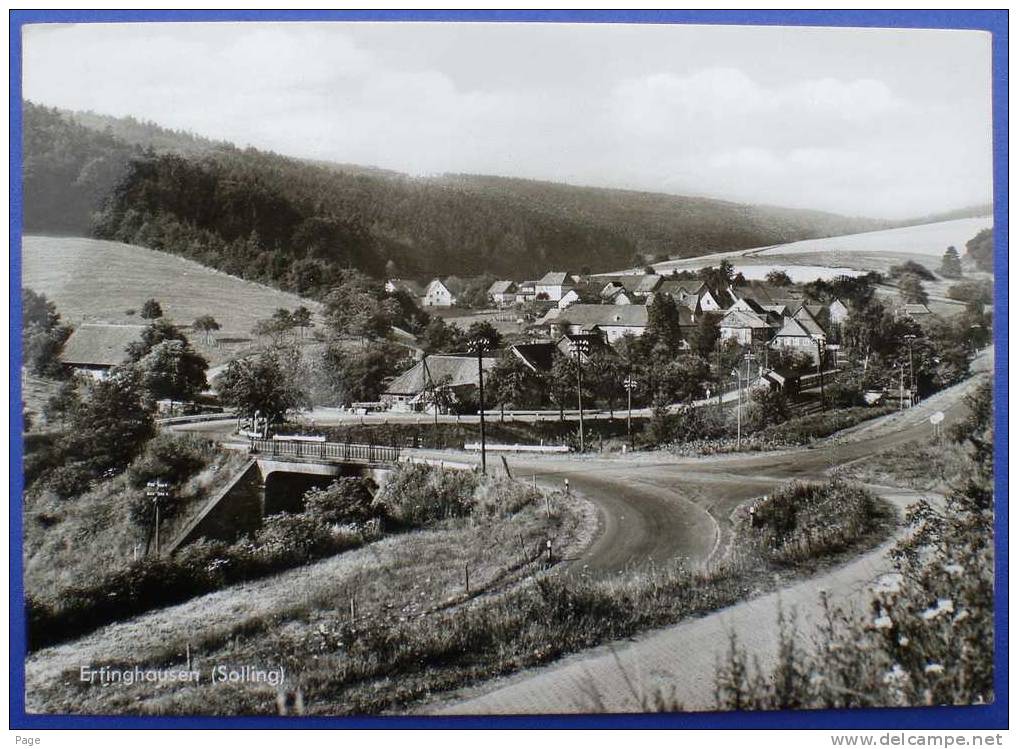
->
249 438 401 464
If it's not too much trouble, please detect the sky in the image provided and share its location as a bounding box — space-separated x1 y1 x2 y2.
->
22 21 994 220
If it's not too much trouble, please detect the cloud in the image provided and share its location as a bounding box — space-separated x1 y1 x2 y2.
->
21 23 991 219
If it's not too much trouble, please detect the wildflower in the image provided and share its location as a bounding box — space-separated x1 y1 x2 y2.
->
944 563 964 576
925 663 944 674
899 635 910 646
873 614 893 630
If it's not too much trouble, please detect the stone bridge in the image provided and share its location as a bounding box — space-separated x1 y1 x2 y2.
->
164 439 402 554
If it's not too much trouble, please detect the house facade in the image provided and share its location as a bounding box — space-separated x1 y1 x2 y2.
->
719 309 773 345
488 280 518 307
423 279 456 307
535 271 574 302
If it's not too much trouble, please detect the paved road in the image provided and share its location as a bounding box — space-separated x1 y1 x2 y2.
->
423 351 990 714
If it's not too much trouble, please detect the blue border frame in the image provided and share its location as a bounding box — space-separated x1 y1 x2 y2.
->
8 8 1008 731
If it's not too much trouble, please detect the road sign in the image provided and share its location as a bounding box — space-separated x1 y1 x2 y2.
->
930 411 945 425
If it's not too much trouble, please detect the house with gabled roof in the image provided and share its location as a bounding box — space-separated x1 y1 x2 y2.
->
719 308 773 345
792 304 829 337
60 323 147 379
771 317 823 362
422 278 457 307
488 280 518 307
548 304 649 343
828 298 850 326
535 271 575 302
382 353 498 411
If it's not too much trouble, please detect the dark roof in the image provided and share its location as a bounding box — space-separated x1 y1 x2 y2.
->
60 324 146 368
385 354 496 396
510 342 557 372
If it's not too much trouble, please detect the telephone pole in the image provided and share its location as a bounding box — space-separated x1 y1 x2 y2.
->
570 337 591 452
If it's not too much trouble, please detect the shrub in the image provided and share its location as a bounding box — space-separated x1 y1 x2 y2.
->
304 478 381 525
747 479 882 565
374 464 481 526
43 462 93 499
128 433 214 488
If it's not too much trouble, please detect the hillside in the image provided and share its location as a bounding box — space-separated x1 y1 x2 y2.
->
20 235 323 367
22 102 989 293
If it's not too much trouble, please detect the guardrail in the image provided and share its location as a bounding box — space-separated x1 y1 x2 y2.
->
248 438 401 464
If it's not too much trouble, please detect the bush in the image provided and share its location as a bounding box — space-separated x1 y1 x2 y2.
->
43 462 93 499
747 479 882 565
128 433 214 488
304 478 381 525
374 464 482 526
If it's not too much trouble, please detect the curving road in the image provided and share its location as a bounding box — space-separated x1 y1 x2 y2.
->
420 350 990 714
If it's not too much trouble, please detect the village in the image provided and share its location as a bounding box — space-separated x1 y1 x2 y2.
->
375 266 932 419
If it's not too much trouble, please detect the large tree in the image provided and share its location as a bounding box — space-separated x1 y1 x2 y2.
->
965 228 993 272
939 246 963 279
133 339 209 404
22 288 72 377
63 370 156 474
487 351 540 419
214 350 308 423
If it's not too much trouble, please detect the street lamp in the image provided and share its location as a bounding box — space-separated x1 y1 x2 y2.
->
623 372 638 450
146 479 170 555
569 337 592 452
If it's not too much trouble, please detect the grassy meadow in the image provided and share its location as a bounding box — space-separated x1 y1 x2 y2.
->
21 235 325 367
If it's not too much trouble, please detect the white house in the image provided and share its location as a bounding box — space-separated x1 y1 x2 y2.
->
828 299 850 325
423 279 457 307
535 271 574 302
488 280 518 307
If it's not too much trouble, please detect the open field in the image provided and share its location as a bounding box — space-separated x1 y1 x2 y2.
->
640 215 993 278
21 235 324 367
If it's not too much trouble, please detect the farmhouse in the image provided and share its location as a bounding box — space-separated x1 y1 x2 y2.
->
59 323 146 378
719 308 773 345
770 317 822 362
423 278 457 307
534 271 575 302
548 304 649 342
487 280 518 307
382 354 497 411
828 298 850 325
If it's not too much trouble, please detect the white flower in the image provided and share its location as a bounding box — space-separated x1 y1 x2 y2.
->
953 609 971 624
899 635 910 646
925 663 944 675
883 663 908 685
944 563 964 576
874 615 893 629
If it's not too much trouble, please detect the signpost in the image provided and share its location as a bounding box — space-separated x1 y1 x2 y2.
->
146 479 170 555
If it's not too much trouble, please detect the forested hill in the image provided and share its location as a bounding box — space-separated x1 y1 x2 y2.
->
21 102 987 296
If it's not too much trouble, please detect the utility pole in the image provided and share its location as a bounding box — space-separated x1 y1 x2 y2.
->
732 368 742 449
812 334 827 412
470 333 492 475
903 333 916 406
624 373 637 450
146 479 170 556
570 337 591 452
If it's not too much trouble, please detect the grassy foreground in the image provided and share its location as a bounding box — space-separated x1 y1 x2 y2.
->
27 477 891 716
